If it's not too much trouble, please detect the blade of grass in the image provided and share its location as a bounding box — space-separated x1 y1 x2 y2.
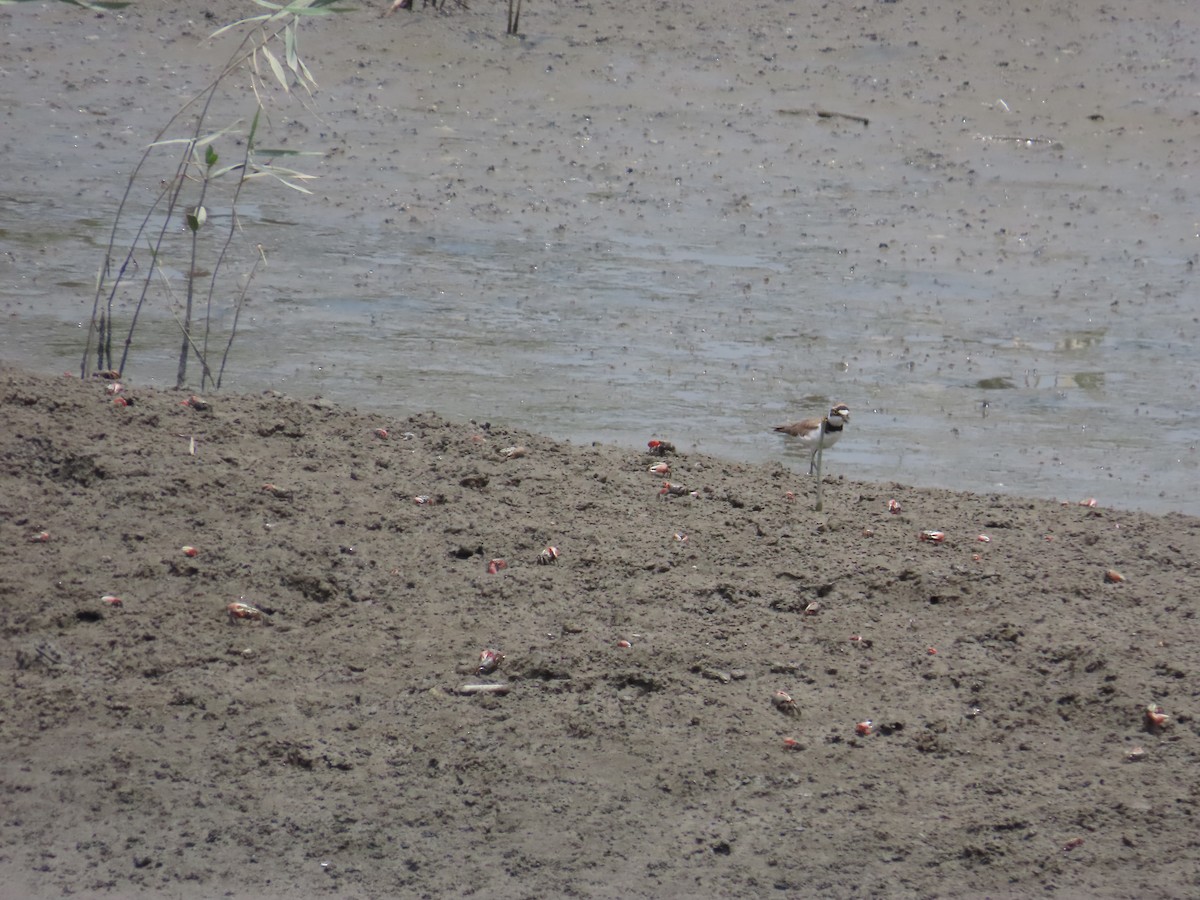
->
259 44 290 92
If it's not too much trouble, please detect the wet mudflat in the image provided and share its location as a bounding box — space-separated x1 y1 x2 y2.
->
1 0 1197 515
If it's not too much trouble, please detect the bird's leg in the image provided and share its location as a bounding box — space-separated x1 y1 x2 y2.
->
814 445 825 511
812 419 828 510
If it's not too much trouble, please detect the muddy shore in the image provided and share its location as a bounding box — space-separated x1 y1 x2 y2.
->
2 368 1199 898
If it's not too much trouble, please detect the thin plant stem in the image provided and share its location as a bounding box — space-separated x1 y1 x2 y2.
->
118 162 190 376
179 178 213 390
200 110 261 391
217 245 265 390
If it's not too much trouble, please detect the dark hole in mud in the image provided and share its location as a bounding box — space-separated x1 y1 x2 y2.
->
282 573 335 603
75 609 103 623
513 652 571 680
994 820 1029 832
611 673 662 694
56 454 105 485
286 749 314 770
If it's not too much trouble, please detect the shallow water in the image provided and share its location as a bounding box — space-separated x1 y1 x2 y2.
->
2 0 1198 515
